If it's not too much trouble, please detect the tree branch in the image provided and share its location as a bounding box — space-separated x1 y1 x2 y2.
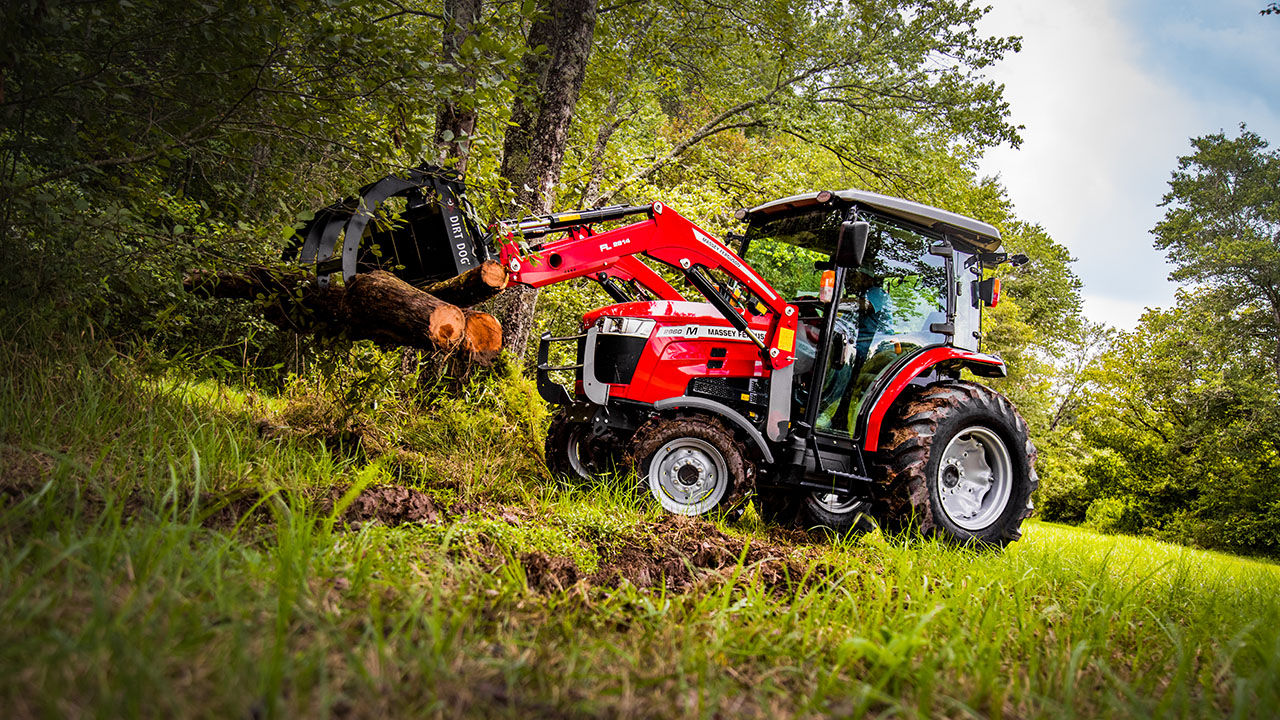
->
597 65 830 204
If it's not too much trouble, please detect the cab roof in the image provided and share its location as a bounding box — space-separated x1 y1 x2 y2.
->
747 189 1002 251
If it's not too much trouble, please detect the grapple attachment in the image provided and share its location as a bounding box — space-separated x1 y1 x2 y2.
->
290 164 491 287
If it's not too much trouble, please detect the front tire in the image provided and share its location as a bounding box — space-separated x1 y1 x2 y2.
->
876 380 1037 546
545 410 614 482
627 415 748 516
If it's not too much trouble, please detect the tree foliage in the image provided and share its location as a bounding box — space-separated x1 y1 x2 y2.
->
1152 125 1280 386
0 0 523 353
566 0 1022 210
1045 128 1280 556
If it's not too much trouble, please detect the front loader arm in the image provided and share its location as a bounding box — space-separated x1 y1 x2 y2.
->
593 255 685 302
496 202 799 367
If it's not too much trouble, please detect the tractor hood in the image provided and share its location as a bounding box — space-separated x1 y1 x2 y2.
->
747 190 1001 251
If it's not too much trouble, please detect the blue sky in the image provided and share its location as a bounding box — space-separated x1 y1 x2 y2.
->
976 0 1280 330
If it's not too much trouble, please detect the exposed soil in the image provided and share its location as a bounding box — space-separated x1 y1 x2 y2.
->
333 483 439 525
183 483 442 530
0 447 56 508
521 551 581 593
517 514 827 597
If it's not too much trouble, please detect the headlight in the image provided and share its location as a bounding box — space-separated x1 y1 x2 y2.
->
598 316 655 337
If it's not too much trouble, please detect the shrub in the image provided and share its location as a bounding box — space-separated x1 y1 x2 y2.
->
1084 496 1144 535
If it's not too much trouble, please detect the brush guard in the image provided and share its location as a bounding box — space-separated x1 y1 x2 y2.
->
288 164 491 287
536 330 587 406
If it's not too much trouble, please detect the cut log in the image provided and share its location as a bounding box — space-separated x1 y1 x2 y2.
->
184 267 470 353
343 271 466 350
460 310 503 364
421 260 509 307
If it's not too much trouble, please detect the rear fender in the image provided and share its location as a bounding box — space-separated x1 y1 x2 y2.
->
860 347 1006 452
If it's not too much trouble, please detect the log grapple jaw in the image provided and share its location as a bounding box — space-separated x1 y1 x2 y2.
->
289 164 491 288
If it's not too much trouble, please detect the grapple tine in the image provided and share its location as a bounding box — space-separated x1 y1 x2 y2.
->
338 174 420 285
298 201 353 263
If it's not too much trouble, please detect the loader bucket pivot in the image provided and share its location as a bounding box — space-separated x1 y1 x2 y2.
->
291 164 490 288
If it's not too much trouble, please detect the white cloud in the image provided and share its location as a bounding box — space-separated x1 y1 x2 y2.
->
1083 293 1155 332
975 0 1216 329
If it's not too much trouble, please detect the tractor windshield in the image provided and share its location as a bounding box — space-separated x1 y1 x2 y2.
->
744 205 950 436
741 207 842 298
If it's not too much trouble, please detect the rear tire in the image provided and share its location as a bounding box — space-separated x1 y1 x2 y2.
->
627 416 748 516
875 380 1037 546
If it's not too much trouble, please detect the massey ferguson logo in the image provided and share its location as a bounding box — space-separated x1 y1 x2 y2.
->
692 229 778 301
598 238 631 253
657 324 767 342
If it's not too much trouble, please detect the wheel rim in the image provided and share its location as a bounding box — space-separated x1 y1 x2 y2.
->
936 426 1013 531
647 437 729 516
565 430 593 481
807 492 869 515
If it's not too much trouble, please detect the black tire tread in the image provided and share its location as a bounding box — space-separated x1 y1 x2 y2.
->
877 380 1038 544
626 414 751 513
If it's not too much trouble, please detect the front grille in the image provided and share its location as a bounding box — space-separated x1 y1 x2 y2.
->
593 335 646 384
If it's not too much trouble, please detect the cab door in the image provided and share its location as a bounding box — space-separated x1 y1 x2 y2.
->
809 221 951 438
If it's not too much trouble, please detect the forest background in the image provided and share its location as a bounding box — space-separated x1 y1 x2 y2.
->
2 0 1278 557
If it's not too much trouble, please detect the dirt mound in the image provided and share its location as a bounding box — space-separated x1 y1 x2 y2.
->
328 484 439 525
517 514 826 596
193 483 440 530
521 551 581 592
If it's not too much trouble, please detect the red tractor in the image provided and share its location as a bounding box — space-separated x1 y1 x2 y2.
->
298 169 1037 545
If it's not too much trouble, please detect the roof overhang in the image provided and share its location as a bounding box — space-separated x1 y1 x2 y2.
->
747 190 1002 251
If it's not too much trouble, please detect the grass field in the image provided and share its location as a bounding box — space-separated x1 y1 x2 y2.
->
3 340 1279 718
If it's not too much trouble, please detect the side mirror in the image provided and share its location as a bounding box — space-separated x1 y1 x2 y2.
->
830 330 848 367
834 220 870 268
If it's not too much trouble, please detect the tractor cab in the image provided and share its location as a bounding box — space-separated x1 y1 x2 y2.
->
738 190 1003 448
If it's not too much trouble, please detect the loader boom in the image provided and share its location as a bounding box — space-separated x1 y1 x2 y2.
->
495 203 799 368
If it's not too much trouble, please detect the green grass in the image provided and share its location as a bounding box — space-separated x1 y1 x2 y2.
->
2 338 1280 718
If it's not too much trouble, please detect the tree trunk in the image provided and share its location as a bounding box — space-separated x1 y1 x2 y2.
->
495 0 599 361
580 86 626 207
435 0 483 174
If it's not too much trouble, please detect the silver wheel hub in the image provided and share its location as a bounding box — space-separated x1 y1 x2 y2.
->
648 437 728 516
936 427 1013 531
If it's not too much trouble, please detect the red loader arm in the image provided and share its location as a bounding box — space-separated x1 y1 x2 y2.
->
495 203 799 368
